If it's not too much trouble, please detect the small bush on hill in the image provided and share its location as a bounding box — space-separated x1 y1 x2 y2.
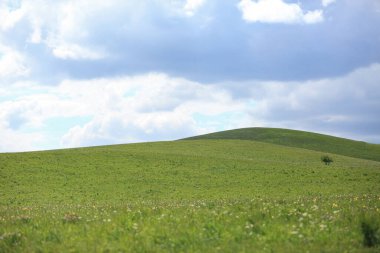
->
321 155 333 165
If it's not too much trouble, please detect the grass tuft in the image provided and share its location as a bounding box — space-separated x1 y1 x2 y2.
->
62 213 81 224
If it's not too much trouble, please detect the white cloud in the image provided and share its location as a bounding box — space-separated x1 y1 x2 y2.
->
60 111 197 147
24 0 193 60
0 127 43 152
59 73 247 147
51 43 105 60
1 64 380 151
0 73 248 150
0 93 83 130
303 10 324 24
322 0 336 7
238 0 324 24
1 0 109 60
0 2 25 31
184 0 206 16
0 44 29 78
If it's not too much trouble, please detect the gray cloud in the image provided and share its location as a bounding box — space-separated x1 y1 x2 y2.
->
244 63 380 143
1 0 380 84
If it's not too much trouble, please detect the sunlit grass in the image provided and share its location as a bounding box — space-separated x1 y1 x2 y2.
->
1 139 379 252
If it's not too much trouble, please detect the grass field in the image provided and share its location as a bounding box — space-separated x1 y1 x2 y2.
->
1 130 380 252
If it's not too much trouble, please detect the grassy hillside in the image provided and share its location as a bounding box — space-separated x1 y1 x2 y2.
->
1 139 380 252
2 140 380 205
183 127 380 162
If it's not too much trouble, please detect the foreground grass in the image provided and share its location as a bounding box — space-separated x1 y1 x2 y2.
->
1 196 379 252
1 140 380 252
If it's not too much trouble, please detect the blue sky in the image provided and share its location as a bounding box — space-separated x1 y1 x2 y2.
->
1 0 380 151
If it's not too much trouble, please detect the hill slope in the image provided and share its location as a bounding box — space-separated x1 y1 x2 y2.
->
182 127 380 162
1 139 379 205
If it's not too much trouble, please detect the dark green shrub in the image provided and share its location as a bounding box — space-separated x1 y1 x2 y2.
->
321 155 333 165
361 217 380 247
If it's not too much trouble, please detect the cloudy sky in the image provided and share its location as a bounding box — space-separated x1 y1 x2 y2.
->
1 0 380 152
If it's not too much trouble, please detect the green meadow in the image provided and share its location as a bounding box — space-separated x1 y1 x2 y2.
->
1 128 380 252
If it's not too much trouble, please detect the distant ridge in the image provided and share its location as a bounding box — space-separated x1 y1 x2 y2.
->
182 127 380 162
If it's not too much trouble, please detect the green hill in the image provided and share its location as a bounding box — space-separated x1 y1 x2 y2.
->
1 137 380 252
2 140 379 205
183 127 380 162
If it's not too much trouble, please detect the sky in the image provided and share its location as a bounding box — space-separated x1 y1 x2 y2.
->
1 0 380 152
